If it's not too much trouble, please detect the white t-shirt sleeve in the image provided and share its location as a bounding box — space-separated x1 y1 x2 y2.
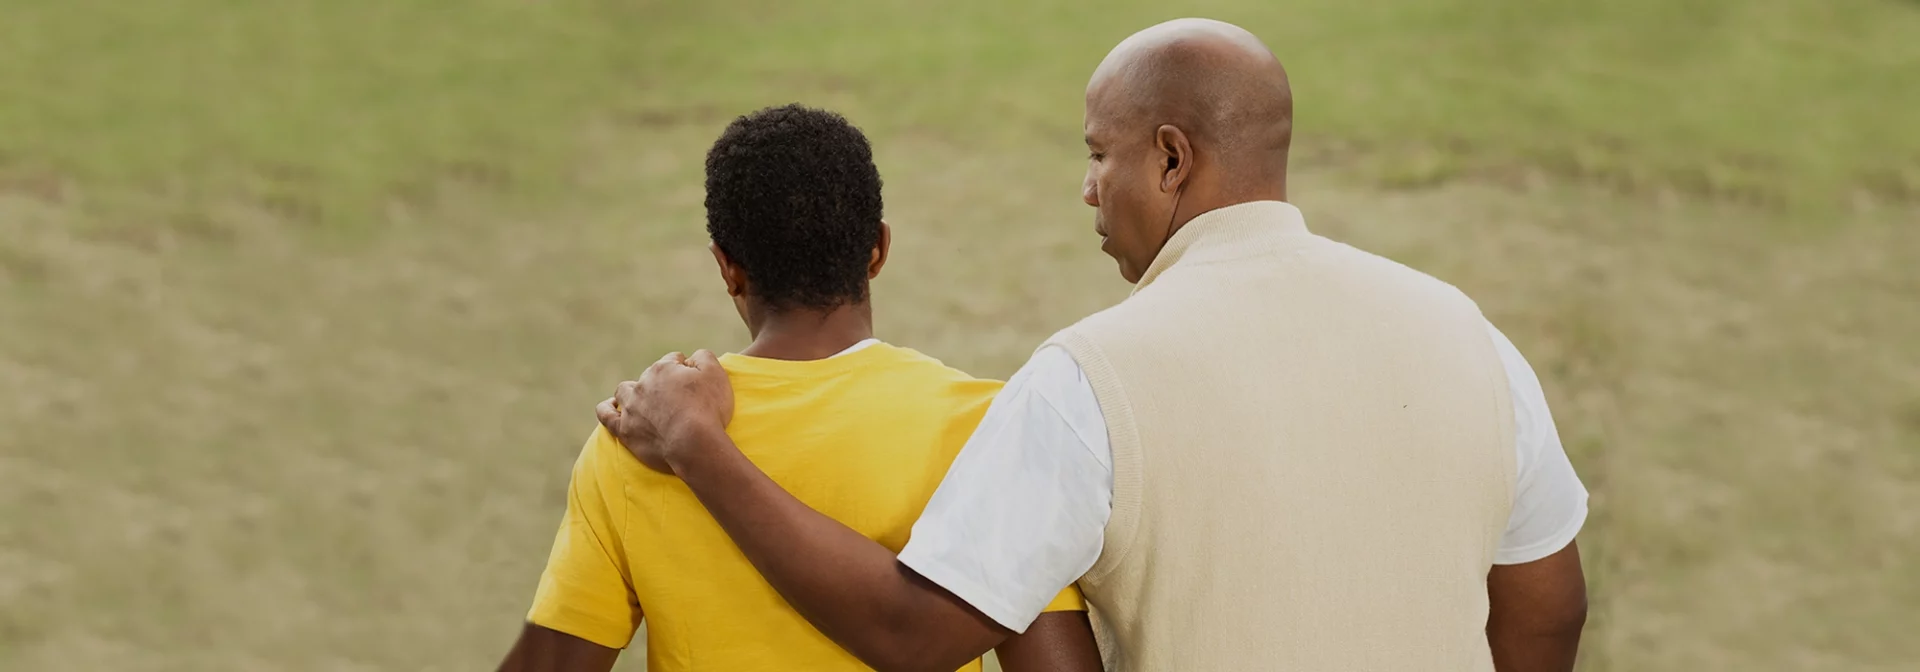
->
1488 322 1590 565
897 346 1114 633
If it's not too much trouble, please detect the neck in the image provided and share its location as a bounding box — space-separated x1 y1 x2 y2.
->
1210 177 1288 210
1172 172 1287 236
740 301 875 361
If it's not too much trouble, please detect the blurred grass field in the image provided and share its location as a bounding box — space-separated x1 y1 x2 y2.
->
2 1 1917 670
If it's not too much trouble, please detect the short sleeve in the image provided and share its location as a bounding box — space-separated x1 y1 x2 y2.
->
526 427 643 648
1487 323 1590 565
898 346 1113 633
1040 583 1088 613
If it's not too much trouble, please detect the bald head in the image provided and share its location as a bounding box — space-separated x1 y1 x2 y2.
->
1088 18 1293 185
1080 19 1293 283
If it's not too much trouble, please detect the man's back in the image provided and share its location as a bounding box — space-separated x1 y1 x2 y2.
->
1052 202 1515 670
527 343 1076 671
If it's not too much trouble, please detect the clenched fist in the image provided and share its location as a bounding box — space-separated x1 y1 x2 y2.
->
595 350 736 474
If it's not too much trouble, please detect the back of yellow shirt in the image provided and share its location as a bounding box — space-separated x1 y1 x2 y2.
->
527 343 1083 671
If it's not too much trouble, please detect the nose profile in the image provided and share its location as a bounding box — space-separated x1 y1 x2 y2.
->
1082 173 1099 206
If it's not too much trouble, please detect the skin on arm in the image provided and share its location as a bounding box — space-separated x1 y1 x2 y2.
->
1486 540 1587 672
996 611 1103 672
598 351 1094 672
496 624 619 672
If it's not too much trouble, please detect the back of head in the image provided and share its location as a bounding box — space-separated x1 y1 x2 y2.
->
1097 18 1292 170
705 104 884 311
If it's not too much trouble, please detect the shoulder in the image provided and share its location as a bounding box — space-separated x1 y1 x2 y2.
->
1013 345 1089 389
574 424 647 486
867 343 1005 406
876 344 1003 385
1324 237 1487 311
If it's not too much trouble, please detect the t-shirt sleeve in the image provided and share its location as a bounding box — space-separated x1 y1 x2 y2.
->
526 426 643 648
898 346 1113 633
1487 322 1590 565
1040 583 1088 613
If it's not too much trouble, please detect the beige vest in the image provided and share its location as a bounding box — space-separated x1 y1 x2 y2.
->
1047 201 1515 671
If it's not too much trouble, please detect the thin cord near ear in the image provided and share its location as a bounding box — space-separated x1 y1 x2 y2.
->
1159 185 1184 251
1159 156 1185 250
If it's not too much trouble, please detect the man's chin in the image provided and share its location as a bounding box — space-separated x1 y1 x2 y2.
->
1096 244 1123 274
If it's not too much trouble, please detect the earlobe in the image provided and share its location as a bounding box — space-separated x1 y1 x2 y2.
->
710 242 747 297
1164 156 1185 192
869 221 892 279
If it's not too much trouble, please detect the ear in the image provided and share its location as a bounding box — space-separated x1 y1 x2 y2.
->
868 221 892 280
709 242 748 298
1154 124 1194 193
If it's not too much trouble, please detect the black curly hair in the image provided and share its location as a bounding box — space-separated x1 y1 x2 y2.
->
705 104 884 311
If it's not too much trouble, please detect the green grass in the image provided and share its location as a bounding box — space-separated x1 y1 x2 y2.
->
2 1 1917 670
4 0 1916 220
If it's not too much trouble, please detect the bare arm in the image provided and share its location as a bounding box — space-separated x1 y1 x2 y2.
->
496 624 619 672
996 611 1103 672
666 426 1015 672
1487 540 1587 672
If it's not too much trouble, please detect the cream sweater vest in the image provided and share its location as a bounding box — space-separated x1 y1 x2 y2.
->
1046 201 1515 671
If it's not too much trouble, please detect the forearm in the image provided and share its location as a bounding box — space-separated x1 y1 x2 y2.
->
669 428 1007 671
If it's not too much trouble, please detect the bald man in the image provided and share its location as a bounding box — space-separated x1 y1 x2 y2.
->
598 18 1589 672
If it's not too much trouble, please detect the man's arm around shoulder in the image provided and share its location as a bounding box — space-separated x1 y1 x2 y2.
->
996 611 1103 672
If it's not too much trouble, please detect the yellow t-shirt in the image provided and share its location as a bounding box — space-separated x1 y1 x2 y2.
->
527 343 1085 671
